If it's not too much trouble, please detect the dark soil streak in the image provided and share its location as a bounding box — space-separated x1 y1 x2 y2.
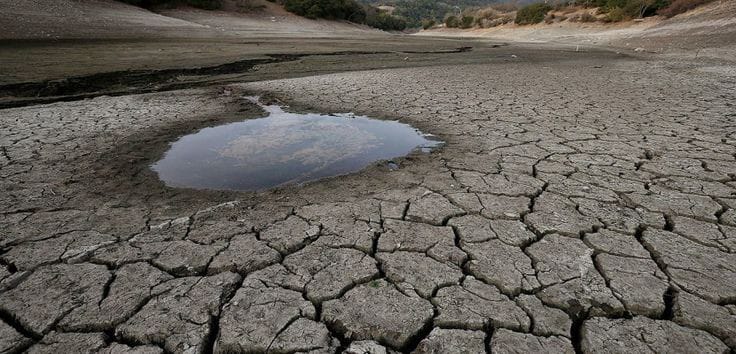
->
0 47 475 109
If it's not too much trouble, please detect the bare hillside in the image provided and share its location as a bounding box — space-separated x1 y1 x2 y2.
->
158 2 381 38
610 0 736 56
0 0 212 39
0 0 376 40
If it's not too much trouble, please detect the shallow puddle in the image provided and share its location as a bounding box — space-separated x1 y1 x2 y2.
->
152 99 442 191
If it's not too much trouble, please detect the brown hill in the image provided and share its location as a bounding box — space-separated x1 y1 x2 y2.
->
0 0 377 40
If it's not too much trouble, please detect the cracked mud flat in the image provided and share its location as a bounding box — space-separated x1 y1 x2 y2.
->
1 44 736 353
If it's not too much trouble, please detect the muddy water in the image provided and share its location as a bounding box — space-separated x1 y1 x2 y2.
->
151 100 442 191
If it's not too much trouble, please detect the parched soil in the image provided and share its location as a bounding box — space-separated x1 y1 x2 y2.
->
1 2 736 354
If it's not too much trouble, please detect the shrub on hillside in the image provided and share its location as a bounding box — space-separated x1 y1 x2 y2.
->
365 11 408 31
284 0 365 21
602 0 670 19
604 0 639 18
472 7 515 28
501 0 708 24
514 3 553 24
445 15 460 28
604 6 627 20
234 0 267 12
284 0 408 31
479 16 513 27
460 15 475 28
421 18 436 29
186 0 221 8
119 0 222 9
474 8 499 22
657 0 713 17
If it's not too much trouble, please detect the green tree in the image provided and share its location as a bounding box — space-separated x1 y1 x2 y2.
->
421 18 436 29
445 15 460 27
514 3 552 25
460 15 474 28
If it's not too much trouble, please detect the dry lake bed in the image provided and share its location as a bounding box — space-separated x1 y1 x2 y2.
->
1 16 735 354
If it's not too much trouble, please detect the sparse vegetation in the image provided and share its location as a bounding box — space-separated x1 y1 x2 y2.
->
358 0 500 28
118 0 223 10
568 12 598 22
121 0 408 31
449 0 710 29
460 15 475 28
473 7 498 23
473 7 513 28
515 3 552 24
365 10 408 30
444 15 460 28
494 0 688 25
421 18 436 29
283 0 411 31
578 0 670 21
604 6 627 21
284 0 366 21
120 0 716 28
658 0 714 17
368 280 382 288
234 0 267 12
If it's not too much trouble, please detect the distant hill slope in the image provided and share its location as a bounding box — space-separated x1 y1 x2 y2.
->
158 0 380 37
0 0 377 40
419 0 735 60
606 0 736 60
357 0 506 26
0 0 211 39
625 0 736 44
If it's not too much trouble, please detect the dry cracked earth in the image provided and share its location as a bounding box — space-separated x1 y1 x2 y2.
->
1 46 736 354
